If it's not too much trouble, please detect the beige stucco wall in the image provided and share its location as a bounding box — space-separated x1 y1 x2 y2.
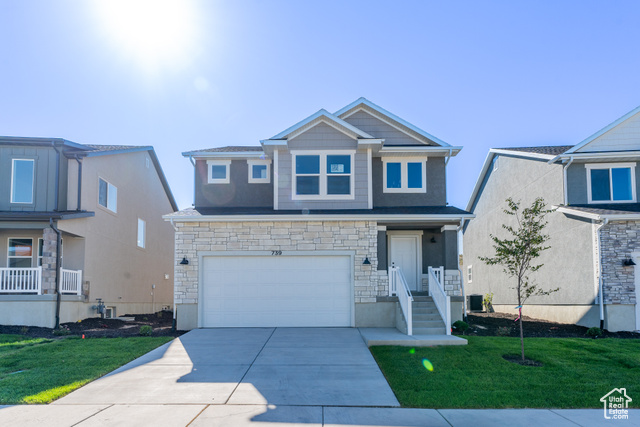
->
58 150 175 315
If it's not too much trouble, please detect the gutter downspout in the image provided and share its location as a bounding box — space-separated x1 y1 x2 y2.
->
51 142 61 211
457 219 467 321
595 217 609 330
49 218 63 329
74 156 82 211
444 148 453 166
562 156 574 206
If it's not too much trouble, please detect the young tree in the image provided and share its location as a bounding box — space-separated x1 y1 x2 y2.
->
480 197 558 361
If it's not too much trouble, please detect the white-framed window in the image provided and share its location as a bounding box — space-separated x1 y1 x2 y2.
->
291 150 355 200
37 238 63 266
467 265 473 284
137 218 146 248
207 160 231 184
586 163 636 204
382 158 427 193
8 238 33 268
98 178 118 212
10 159 35 204
247 159 271 184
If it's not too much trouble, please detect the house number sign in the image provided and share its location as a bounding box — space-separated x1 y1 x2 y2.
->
271 251 283 256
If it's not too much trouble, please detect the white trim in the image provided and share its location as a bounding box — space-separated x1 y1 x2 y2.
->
555 205 640 221
287 118 361 141
334 97 452 147
7 237 34 268
343 106 430 145
441 225 458 232
490 148 555 161
270 109 374 140
10 158 35 204
165 213 475 223
382 157 427 193
206 160 231 184
377 225 387 231
273 150 279 210
585 163 636 204
367 148 373 209
388 232 423 291
378 146 462 155
291 150 355 200
247 159 271 184
493 156 499 171
551 151 640 163
564 105 640 155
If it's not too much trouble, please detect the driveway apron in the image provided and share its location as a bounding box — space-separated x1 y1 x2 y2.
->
53 327 400 407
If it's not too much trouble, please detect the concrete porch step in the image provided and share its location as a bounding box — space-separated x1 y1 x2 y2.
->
413 327 447 335
413 320 445 329
412 308 440 315
413 313 442 321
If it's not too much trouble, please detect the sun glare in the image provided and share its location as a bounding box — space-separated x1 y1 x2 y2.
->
95 0 196 70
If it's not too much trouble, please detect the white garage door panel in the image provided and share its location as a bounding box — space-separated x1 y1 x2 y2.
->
202 255 352 327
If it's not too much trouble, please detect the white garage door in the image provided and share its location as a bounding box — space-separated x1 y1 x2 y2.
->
201 254 352 327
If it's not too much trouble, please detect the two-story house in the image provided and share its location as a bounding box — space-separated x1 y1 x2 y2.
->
464 105 640 332
0 137 178 328
166 98 473 334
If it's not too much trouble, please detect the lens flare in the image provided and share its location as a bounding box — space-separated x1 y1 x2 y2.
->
422 358 434 371
409 348 415 354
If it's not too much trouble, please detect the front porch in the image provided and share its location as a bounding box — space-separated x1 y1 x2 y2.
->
0 227 84 296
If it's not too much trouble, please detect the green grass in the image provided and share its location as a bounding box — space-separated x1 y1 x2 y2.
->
370 336 640 408
0 335 173 404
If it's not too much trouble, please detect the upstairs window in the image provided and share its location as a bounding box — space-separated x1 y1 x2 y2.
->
586 163 636 204
137 218 146 248
383 158 427 193
247 159 271 184
207 160 231 184
11 159 34 204
292 151 354 199
98 178 118 212
8 238 33 268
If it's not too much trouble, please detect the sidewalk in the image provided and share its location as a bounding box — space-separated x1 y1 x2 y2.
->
1 404 638 426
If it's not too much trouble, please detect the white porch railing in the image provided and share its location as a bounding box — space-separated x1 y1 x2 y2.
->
389 263 414 336
60 268 82 295
0 267 42 294
428 266 451 335
431 266 444 287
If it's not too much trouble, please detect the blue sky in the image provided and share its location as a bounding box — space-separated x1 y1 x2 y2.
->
1 0 639 210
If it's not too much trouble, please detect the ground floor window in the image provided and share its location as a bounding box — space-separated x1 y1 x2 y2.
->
8 238 33 267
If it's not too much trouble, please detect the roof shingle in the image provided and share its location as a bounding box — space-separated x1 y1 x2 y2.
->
498 146 574 156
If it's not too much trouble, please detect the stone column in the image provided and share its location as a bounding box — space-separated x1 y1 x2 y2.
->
41 228 58 294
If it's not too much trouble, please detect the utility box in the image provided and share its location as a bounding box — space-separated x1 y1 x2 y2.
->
468 294 483 312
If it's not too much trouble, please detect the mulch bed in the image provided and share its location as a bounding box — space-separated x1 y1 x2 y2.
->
462 311 640 339
0 311 185 339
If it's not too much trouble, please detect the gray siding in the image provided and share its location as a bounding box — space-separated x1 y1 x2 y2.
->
377 228 457 271
372 157 446 207
343 110 426 146
277 123 368 209
567 161 640 205
195 159 273 208
464 155 595 306
0 145 63 212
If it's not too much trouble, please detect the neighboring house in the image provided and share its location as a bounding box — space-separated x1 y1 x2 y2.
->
0 137 178 328
464 105 640 332
166 98 473 334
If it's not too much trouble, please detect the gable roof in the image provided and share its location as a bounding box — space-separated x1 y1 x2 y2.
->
334 97 451 147
268 108 374 141
465 147 569 213
182 146 264 156
564 104 640 154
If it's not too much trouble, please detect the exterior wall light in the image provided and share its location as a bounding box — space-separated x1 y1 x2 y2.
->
363 257 371 265
430 237 437 243
623 259 636 266
180 257 189 265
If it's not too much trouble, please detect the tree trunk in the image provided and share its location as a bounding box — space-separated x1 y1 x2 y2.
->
519 313 524 361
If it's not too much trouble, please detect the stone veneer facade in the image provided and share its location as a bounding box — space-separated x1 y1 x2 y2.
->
174 220 384 305
174 220 464 308
600 220 639 305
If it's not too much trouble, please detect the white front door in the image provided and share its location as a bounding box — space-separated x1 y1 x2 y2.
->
634 252 640 331
388 233 422 291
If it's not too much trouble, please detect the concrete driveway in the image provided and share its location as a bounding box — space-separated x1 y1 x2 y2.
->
53 327 400 407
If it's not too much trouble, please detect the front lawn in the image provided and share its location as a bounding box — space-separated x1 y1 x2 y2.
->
0 334 173 404
370 336 640 408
